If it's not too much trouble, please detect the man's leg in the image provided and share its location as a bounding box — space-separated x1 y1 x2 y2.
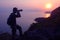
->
16 25 23 37
11 25 17 40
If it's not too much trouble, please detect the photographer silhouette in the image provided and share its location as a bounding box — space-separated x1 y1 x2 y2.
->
7 7 23 40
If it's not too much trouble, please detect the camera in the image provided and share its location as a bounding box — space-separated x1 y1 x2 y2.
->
18 9 23 12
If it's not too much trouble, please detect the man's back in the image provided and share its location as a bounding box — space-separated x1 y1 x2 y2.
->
7 13 16 26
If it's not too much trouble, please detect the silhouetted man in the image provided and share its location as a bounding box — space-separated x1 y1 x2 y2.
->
7 7 23 40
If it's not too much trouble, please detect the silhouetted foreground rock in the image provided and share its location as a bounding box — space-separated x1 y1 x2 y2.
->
0 33 11 40
22 7 60 40
0 33 21 40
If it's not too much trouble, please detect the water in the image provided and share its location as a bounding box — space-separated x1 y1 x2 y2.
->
0 9 45 34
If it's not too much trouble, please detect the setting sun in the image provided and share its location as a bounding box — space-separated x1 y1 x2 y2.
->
45 3 52 9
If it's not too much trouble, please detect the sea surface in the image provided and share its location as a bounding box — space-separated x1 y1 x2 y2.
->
0 9 45 34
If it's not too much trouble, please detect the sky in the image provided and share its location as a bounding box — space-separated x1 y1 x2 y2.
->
0 0 60 33
0 0 60 10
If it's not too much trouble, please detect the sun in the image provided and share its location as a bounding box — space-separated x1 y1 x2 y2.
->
45 3 52 9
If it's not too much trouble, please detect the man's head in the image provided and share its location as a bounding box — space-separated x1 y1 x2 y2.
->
13 7 18 13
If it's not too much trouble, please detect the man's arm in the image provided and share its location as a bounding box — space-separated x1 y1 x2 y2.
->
15 11 21 17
